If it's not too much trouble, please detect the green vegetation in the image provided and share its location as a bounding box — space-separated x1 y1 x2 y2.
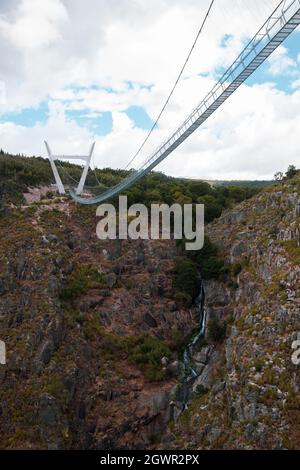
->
285 165 298 180
174 236 229 305
215 180 274 189
275 165 300 183
91 332 171 382
194 384 209 398
173 257 198 306
230 262 243 276
62 306 171 383
190 236 227 280
82 314 104 341
207 317 227 343
46 374 66 397
60 263 106 301
128 335 171 382
279 240 300 265
1 151 263 224
174 235 228 307
0 151 53 201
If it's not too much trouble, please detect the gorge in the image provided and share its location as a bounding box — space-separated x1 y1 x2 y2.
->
0 154 299 450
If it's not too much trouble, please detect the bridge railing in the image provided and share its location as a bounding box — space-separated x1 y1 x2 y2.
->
71 0 300 204
139 0 300 172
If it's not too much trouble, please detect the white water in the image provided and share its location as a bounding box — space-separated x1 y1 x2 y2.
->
181 279 206 405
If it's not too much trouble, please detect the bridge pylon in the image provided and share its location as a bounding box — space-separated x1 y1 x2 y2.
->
44 141 95 195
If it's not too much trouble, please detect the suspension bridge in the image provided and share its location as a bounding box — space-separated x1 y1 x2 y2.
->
47 0 300 204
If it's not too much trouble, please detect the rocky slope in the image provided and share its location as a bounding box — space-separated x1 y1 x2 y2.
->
162 174 300 449
1 173 299 450
0 196 197 449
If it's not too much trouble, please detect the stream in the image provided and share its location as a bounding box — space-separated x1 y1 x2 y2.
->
181 278 207 408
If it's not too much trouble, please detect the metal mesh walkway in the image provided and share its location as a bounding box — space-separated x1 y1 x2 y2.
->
72 0 300 204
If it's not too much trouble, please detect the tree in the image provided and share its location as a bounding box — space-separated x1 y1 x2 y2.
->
286 165 297 179
274 171 284 182
173 257 198 305
0 183 7 213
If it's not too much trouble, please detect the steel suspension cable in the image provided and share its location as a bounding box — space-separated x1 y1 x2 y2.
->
123 0 215 171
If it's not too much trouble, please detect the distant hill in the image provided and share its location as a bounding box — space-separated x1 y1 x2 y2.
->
0 151 264 224
181 177 275 189
212 179 275 189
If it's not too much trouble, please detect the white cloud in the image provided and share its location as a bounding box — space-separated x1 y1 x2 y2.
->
0 0 279 111
267 45 297 76
1 81 300 181
0 0 299 180
0 0 68 49
292 78 300 89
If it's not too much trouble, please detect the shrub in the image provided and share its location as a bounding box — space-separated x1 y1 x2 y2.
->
46 191 54 199
46 374 65 397
285 165 297 179
174 291 192 308
194 384 209 398
170 328 189 352
128 335 171 382
83 316 103 341
60 263 106 301
280 240 300 265
207 318 227 343
173 257 198 303
87 333 171 382
231 262 242 276
191 236 227 280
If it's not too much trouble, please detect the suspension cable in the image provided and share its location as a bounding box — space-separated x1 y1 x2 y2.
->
123 0 215 171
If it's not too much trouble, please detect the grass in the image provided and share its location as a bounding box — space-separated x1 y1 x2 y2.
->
280 240 300 265
46 373 66 397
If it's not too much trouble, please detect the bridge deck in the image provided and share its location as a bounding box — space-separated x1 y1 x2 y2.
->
71 0 300 205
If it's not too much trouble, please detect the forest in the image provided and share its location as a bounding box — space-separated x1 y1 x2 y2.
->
0 149 266 223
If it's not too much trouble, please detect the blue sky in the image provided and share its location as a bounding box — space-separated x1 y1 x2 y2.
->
0 0 299 180
1 34 298 133
247 34 300 91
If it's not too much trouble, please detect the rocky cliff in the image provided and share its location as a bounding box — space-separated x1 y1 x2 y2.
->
163 174 300 449
0 197 196 449
0 173 299 450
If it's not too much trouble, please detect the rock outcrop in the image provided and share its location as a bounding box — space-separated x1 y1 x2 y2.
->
163 176 300 449
1 174 300 450
0 199 196 449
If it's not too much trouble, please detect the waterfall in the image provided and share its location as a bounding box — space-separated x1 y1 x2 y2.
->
181 278 206 408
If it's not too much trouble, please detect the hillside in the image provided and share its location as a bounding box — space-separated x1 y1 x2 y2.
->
0 151 260 223
161 172 300 449
0 152 299 450
0 197 198 449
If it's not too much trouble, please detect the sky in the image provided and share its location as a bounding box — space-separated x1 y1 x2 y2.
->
0 0 300 180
